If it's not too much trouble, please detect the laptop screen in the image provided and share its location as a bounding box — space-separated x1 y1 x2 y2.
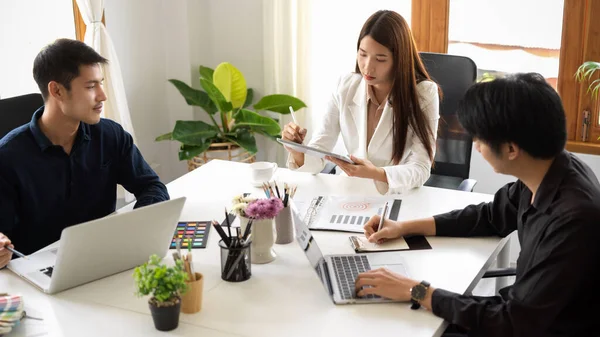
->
290 201 334 297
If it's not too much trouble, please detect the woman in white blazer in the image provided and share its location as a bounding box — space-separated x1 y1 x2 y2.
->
283 10 441 195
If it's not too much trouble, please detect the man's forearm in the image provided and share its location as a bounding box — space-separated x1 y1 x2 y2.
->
133 182 170 208
403 217 436 236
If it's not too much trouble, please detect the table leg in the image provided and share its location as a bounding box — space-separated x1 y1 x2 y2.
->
495 236 511 294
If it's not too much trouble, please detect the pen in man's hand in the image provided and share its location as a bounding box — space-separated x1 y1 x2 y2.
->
376 201 390 233
5 246 28 260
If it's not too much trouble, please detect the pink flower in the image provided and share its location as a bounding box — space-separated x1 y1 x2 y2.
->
245 198 284 219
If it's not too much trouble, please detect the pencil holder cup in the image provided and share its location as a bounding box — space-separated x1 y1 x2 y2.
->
181 272 203 314
219 240 252 282
275 206 294 244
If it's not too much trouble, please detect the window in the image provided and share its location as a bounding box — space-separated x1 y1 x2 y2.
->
0 0 76 99
413 0 600 154
447 0 563 90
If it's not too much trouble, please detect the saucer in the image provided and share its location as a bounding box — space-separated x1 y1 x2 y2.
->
250 179 266 187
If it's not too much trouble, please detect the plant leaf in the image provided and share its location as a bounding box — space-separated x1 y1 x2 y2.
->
254 130 281 143
168 79 218 114
172 120 219 145
234 109 281 136
200 78 233 113
199 66 214 82
253 94 307 114
179 143 211 161
225 132 257 154
213 62 247 109
243 88 254 108
155 132 172 141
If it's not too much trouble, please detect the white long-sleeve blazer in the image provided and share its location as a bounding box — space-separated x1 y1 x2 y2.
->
288 73 440 195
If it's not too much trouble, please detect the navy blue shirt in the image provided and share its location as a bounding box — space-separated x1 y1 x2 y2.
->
0 107 169 255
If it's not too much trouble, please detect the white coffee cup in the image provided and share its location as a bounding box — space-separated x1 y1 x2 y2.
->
250 162 278 184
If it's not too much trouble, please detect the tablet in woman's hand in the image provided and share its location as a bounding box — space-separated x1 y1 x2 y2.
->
277 138 354 164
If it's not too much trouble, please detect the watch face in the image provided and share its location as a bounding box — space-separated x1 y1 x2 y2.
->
411 284 426 300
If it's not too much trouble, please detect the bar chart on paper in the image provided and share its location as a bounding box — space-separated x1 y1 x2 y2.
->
299 196 401 233
328 202 385 226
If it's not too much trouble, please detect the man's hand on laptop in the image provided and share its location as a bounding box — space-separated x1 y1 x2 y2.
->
355 268 416 301
0 233 13 269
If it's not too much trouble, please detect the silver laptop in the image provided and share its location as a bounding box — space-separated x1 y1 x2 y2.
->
8 197 186 294
291 200 408 304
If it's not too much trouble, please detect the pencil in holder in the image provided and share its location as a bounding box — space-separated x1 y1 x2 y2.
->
181 272 203 314
275 206 294 244
219 240 251 282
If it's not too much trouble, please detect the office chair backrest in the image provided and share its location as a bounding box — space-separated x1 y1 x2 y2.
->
0 93 44 140
419 52 476 179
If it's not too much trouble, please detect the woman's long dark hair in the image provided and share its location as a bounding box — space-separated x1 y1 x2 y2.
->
355 10 441 164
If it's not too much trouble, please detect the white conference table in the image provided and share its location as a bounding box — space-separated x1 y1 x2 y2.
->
3 160 508 337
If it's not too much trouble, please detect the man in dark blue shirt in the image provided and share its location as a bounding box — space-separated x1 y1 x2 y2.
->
0 39 169 267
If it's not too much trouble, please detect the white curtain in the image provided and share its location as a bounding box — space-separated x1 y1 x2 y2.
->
262 0 311 165
75 0 137 144
75 0 135 204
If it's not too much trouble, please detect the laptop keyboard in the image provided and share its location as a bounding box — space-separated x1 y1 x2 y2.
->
331 255 379 300
40 266 54 277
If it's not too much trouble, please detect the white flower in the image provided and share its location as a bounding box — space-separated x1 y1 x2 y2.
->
231 203 248 216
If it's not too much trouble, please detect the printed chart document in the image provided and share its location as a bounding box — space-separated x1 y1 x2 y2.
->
295 196 402 233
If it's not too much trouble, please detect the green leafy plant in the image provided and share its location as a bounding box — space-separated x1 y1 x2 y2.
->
133 254 188 307
575 61 600 140
575 61 600 100
478 72 497 83
156 62 307 160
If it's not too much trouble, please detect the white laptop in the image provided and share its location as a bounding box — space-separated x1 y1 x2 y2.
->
290 200 408 304
8 197 186 294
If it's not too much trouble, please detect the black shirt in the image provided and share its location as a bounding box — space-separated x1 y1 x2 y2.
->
0 107 170 255
432 150 600 336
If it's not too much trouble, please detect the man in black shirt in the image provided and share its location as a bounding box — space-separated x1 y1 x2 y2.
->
0 39 169 268
355 73 600 336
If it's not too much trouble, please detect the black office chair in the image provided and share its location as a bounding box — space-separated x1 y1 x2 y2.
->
420 52 478 192
419 53 515 280
0 93 44 139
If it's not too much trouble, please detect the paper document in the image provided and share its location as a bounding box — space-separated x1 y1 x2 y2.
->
296 196 402 233
349 236 409 252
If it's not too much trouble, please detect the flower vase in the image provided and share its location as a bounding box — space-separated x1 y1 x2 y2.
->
249 218 276 264
275 206 294 244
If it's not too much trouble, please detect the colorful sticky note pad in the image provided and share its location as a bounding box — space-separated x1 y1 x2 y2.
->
169 221 211 249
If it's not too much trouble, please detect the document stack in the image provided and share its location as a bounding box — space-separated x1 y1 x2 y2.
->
0 294 24 335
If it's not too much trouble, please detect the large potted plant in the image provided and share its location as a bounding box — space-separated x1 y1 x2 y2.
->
156 62 307 170
133 254 188 331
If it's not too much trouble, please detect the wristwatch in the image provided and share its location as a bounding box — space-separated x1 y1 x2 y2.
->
410 280 430 310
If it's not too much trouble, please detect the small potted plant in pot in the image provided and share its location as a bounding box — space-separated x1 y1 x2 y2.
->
133 254 188 331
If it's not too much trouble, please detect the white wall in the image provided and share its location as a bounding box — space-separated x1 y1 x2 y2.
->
0 0 75 99
105 0 197 183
